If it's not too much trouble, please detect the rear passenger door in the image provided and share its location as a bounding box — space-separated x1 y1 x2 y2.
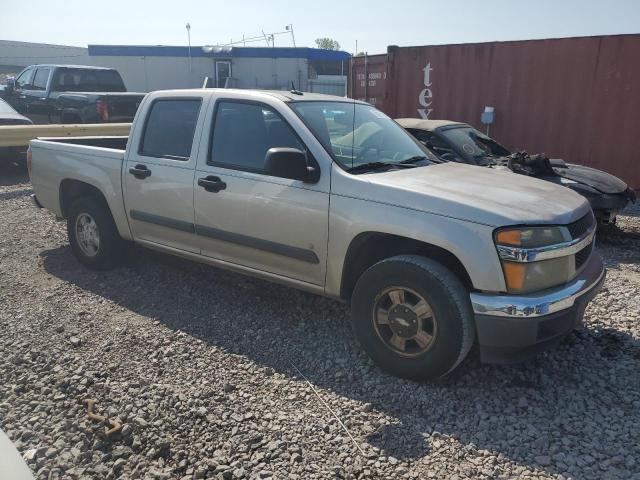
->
193 98 330 286
124 94 206 253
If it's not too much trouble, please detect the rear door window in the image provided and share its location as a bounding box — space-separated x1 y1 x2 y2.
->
140 99 202 160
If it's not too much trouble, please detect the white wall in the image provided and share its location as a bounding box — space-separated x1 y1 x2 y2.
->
89 55 311 92
0 40 90 70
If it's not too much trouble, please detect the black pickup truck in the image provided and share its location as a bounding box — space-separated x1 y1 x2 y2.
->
0 65 145 124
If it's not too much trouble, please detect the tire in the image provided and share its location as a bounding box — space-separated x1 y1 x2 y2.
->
67 196 124 270
351 255 475 380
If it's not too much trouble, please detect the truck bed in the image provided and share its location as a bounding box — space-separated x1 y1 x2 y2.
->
29 136 131 239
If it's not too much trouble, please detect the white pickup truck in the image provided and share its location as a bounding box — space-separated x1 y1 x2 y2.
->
28 89 605 379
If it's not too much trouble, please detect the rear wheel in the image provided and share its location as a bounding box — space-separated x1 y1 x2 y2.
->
67 197 123 270
351 255 475 380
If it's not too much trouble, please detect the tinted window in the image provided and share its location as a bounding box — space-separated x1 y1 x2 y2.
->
15 68 34 89
51 68 126 92
140 99 202 160
210 101 304 172
32 68 51 91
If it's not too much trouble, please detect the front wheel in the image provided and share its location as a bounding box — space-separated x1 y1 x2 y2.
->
351 255 475 380
67 197 124 270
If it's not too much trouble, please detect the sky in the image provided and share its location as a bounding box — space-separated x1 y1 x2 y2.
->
0 0 639 54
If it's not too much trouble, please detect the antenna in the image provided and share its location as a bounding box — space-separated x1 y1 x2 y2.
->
286 24 296 47
210 29 296 48
290 80 303 95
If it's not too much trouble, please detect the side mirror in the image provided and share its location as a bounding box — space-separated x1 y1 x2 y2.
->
4 77 15 95
264 148 318 183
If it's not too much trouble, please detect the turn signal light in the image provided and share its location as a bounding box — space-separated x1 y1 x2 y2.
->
26 147 32 178
495 229 522 246
502 261 526 291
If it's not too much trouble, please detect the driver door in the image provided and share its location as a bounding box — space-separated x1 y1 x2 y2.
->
8 67 35 117
193 98 329 286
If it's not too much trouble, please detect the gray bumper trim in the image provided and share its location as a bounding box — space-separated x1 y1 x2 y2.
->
470 253 605 318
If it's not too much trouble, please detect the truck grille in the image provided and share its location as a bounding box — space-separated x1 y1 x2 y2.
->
575 239 594 270
567 212 595 239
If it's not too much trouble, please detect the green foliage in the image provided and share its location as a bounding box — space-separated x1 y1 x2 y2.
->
315 38 341 51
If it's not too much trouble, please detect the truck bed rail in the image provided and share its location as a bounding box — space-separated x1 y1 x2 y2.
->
0 123 132 148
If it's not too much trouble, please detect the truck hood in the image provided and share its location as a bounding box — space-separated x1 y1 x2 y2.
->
361 162 591 227
554 163 628 194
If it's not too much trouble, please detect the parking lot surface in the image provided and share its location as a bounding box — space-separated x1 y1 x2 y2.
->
1 158 639 480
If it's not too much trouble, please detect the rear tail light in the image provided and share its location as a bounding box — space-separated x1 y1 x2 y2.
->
26 147 33 178
96 100 109 122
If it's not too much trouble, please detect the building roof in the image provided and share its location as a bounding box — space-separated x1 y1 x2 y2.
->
88 45 351 61
24 64 115 70
395 118 465 130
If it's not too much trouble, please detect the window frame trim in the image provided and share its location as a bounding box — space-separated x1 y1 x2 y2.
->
207 98 317 176
138 96 204 162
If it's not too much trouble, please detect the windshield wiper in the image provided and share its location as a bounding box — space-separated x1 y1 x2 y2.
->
399 155 429 164
347 161 417 174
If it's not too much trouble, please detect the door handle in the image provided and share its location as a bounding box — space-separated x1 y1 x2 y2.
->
129 164 151 179
198 176 226 193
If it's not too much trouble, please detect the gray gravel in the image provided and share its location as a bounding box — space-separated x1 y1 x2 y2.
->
1 159 640 480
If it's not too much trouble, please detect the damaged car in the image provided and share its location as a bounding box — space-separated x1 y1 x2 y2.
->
397 118 636 228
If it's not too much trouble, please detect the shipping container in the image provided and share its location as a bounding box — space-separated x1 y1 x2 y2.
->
350 34 640 189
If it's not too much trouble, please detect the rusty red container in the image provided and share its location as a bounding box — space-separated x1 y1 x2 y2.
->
350 35 640 189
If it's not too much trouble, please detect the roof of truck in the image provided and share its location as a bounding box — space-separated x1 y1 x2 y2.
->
26 64 117 70
151 88 369 104
395 118 466 130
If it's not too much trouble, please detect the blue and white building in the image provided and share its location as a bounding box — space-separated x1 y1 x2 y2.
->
0 40 350 95
87 45 350 94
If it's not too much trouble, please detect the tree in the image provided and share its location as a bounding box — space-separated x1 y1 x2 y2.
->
315 38 341 51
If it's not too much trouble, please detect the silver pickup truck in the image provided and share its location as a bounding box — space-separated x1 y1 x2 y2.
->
28 89 605 379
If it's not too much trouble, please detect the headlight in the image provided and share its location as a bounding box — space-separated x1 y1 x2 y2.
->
495 226 572 294
495 226 565 248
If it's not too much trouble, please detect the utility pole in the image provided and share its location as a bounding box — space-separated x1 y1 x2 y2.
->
186 23 192 72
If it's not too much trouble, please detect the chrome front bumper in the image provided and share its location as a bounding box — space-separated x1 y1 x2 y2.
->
470 252 605 318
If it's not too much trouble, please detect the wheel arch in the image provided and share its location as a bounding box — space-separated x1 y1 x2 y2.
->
59 179 108 218
340 231 473 301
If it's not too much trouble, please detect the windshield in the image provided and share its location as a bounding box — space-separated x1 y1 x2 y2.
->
440 126 510 163
289 101 434 172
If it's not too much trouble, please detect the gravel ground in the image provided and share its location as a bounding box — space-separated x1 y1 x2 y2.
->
1 158 639 480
